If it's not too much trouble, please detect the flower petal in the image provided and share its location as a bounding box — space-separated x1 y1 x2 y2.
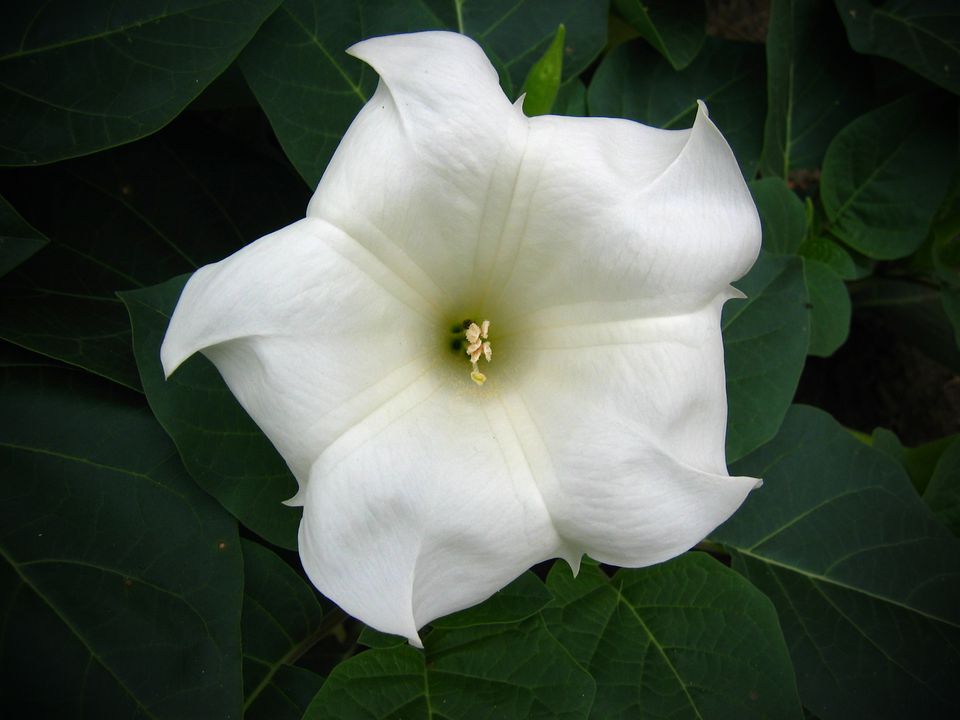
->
297 383 565 645
160 217 437 492
306 31 529 309
503 295 759 566
487 102 761 328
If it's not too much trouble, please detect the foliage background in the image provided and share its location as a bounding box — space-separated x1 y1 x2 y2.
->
1 0 959 717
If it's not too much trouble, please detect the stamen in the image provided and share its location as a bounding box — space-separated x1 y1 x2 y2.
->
465 320 492 385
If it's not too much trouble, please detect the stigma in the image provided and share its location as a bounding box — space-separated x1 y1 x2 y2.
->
465 320 492 385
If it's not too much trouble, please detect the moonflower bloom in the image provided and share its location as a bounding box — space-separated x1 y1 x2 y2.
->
161 31 762 646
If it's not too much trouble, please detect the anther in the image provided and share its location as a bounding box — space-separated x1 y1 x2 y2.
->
464 320 492 385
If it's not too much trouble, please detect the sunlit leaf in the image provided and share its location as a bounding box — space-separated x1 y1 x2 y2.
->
522 24 566 116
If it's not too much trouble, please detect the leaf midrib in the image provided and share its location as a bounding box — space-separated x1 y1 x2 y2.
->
735 547 960 628
612 580 706 720
0 546 158 719
0 0 229 62
827 120 916 226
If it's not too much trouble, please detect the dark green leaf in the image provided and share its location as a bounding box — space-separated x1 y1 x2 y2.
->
612 0 706 70
431 571 553 629
357 626 408 649
803 258 851 357
0 194 48 277
924 437 960 536
121 275 301 549
797 235 857 279
864 428 959 497
723 251 810 462
0 0 282 165
750 177 807 254
242 539 325 720
555 78 587 116
355 571 553 649
836 0 960 95
851 277 960 372
522 24 566 116
455 0 608 87
240 0 609 186
761 0 871 177
714 405 960 719
0 119 308 390
0 339 63 369
544 555 802 719
821 95 956 259
589 37 765 176
0 366 242 718
945 285 960 348
304 613 595 719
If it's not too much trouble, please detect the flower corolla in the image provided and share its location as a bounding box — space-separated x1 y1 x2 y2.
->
161 31 762 646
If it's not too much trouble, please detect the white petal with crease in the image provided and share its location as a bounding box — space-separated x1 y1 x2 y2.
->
490 103 760 327
161 217 436 491
298 382 563 645
505 295 756 566
161 30 764 642
308 31 527 308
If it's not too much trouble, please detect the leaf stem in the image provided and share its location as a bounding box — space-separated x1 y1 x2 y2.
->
243 607 348 710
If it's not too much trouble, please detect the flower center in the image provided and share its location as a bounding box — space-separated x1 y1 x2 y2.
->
462 319 492 385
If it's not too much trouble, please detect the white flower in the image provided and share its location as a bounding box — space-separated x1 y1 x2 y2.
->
161 31 761 646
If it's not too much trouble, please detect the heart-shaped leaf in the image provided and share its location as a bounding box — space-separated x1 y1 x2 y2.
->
821 95 956 259
543 555 803 719
714 405 960 719
0 0 282 164
0 366 242 718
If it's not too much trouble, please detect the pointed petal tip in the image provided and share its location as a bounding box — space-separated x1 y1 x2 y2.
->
562 549 583 577
159 334 188 381
407 632 424 649
752 477 764 490
513 93 527 115
725 285 748 302
282 486 306 507
346 29 481 64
